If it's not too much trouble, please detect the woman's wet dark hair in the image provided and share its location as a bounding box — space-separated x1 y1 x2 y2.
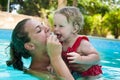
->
6 18 31 70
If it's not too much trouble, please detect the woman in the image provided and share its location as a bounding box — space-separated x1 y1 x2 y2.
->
6 18 74 80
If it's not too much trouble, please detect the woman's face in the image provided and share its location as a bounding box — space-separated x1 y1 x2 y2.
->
24 19 50 51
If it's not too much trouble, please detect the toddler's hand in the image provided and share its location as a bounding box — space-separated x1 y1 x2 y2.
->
67 52 81 64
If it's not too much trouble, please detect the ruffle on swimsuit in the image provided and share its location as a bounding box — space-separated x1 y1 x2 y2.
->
81 65 102 76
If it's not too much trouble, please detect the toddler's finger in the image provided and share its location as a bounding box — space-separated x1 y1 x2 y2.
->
69 60 75 63
67 56 74 60
67 52 74 56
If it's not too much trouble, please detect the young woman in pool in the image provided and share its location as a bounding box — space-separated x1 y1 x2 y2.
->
6 18 74 80
53 6 103 80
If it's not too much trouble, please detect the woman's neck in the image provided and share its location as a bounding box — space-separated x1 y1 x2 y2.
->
30 53 50 72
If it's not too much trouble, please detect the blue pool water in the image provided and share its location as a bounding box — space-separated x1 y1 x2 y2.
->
0 29 120 80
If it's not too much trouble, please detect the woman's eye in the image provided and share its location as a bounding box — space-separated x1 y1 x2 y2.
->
37 30 41 33
36 29 41 33
35 25 42 33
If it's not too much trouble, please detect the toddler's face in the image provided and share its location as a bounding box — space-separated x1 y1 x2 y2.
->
53 13 74 41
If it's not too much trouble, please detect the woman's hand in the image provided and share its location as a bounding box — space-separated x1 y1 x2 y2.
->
47 33 74 80
47 33 62 58
47 65 54 74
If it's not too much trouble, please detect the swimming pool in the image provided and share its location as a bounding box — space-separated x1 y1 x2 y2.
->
0 29 120 80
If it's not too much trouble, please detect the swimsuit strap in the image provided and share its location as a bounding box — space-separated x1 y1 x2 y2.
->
72 36 89 51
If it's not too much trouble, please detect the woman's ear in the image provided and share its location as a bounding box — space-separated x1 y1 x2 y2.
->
24 43 35 50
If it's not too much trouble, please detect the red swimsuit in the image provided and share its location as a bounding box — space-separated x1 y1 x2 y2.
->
62 36 102 76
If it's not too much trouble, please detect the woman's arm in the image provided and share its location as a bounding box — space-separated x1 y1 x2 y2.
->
47 34 74 80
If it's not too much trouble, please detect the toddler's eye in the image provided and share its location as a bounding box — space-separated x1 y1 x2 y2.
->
60 25 64 27
54 24 56 27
